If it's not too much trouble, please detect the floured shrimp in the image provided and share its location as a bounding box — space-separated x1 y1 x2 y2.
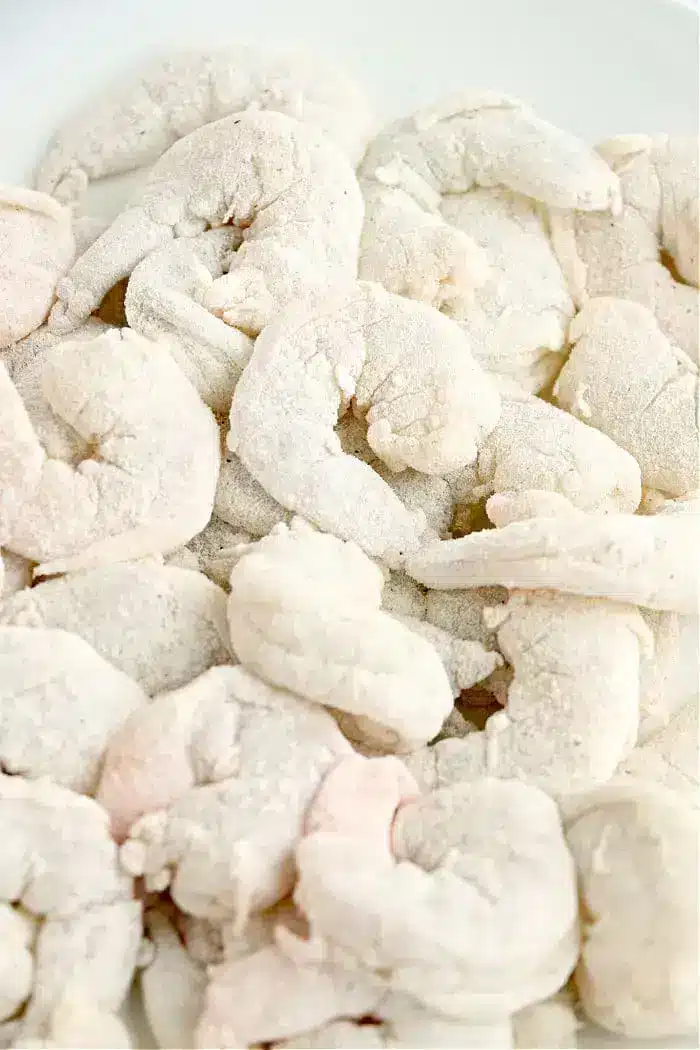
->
226 520 455 751
108 666 349 921
166 516 252 591
554 297 699 497
358 176 490 313
0 626 147 793
446 390 642 516
0 905 34 1023
512 992 579 1050
551 135 699 363
35 45 373 203
214 450 292 537
10 988 133 1050
142 903 303 1048
1 317 107 376
440 189 574 392
139 910 207 1050
0 773 132 914
97 664 349 840
407 492 698 613
389 615 503 699
376 572 502 698
216 436 455 545
380 993 515 1050
0 328 220 575
0 189 74 349
358 91 619 313
18 900 141 1043
0 550 32 599
336 414 457 537
564 780 698 1038
194 760 403 1048
124 227 252 413
48 111 363 335
196 941 383 1050
294 772 578 1021
379 571 427 620
424 586 508 650
406 591 649 797
0 775 141 1041
619 695 699 800
0 562 232 695
4 320 109 464
637 606 699 741
227 283 501 563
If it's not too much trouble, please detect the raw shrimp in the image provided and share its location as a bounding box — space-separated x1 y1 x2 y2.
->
214 450 292 538
4 320 109 464
294 773 579 1020
227 283 501 563
0 562 232 695
10 988 132 1050
358 177 490 313
139 910 207 1050
357 91 619 313
440 189 574 392
389 615 503 699
166 516 251 591
226 520 455 751
405 591 649 797
378 573 503 697
35 45 373 201
110 665 350 919
0 906 34 1023
446 391 642 516
196 941 383 1050
124 227 252 414
0 773 132 916
424 586 507 650
216 443 455 545
406 493 699 613
17 900 141 1042
0 189 74 349
619 695 699 800
0 552 31 603
0 328 220 574
194 760 406 1048
97 663 349 840
565 780 698 1038
0 626 147 793
0 774 140 1041
554 297 699 497
550 135 699 363
362 93 620 212
637 607 699 741
48 111 363 335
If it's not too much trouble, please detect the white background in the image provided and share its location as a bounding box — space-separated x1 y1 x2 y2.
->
0 0 697 186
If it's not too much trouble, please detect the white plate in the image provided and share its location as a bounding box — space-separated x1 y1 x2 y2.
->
0 1 697 1047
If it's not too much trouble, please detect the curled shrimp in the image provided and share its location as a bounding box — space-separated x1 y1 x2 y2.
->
227 283 501 563
550 135 699 364
48 110 363 336
0 327 220 575
358 91 620 314
406 492 698 614
35 45 373 202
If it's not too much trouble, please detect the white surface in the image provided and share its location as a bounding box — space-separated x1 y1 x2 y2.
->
0 0 698 186
0 1 698 1048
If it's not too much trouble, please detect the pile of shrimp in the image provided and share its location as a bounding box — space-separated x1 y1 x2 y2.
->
0 40 697 1050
